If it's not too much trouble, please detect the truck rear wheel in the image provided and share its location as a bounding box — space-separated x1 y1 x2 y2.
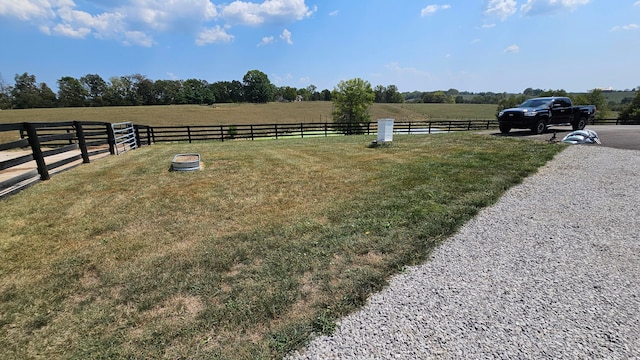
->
499 123 511 134
572 117 587 131
531 119 546 135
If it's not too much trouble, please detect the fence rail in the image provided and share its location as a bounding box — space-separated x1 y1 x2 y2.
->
1 121 114 198
134 119 504 145
132 118 628 145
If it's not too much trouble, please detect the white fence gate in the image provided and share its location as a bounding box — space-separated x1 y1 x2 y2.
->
111 122 137 155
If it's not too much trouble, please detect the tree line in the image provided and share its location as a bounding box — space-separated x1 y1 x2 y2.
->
2 70 639 123
0 70 405 110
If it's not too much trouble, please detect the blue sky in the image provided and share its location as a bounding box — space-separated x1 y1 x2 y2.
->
1 0 639 94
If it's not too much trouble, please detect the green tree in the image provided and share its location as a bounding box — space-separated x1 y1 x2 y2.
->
243 69 273 103
496 94 528 117
374 85 385 103
132 74 155 105
57 76 88 107
38 83 57 108
619 91 640 124
423 91 451 103
307 84 320 101
331 78 375 134
229 80 245 102
540 89 568 97
0 74 13 109
385 85 404 103
182 78 215 105
152 79 181 105
320 89 332 101
585 89 608 120
80 74 107 107
104 76 130 106
296 87 310 101
11 72 41 109
280 86 298 102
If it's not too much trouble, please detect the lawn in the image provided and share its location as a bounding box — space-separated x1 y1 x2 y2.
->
0 132 564 359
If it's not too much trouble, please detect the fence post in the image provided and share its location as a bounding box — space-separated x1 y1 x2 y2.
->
187 126 192 143
25 122 50 181
300 123 304 138
275 124 279 139
467 121 471 130
106 123 116 155
74 121 90 163
134 125 142 147
219 126 224 142
325 122 328 137
428 122 432 134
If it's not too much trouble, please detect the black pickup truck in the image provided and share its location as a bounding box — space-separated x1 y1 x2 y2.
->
498 96 596 134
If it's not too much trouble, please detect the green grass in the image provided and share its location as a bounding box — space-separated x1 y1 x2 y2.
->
0 132 564 359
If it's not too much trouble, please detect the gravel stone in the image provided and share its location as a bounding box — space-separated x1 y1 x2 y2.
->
288 145 640 359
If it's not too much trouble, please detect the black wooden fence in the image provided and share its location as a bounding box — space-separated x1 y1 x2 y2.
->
0 121 114 197
133 119 501 145
1 117 629 198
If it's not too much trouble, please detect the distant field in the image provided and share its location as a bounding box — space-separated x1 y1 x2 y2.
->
0 102 499 127
0 102 501 144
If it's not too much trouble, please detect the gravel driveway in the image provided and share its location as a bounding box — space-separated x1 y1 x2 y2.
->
289 145 640 359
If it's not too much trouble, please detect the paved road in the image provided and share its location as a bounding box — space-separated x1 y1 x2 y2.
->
489 125 640 151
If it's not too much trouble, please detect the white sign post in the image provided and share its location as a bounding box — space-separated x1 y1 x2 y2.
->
377 118 394 143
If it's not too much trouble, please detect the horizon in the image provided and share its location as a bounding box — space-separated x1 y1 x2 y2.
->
1 1 639 94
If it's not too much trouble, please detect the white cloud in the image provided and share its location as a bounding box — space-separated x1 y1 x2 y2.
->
610 24 640 31
0 0 56 20
521 0 590 16
280 28 292 44
484 0 517 20
196 25 234 45
258 35 274 46
51 23 91 38
123 30 154 47
481 23 496 29
421 4 451 17
504 44 520 53
329 10 339 16
120 0 218 31
635 1 640 6
0 0 315 47
220 0 315 26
